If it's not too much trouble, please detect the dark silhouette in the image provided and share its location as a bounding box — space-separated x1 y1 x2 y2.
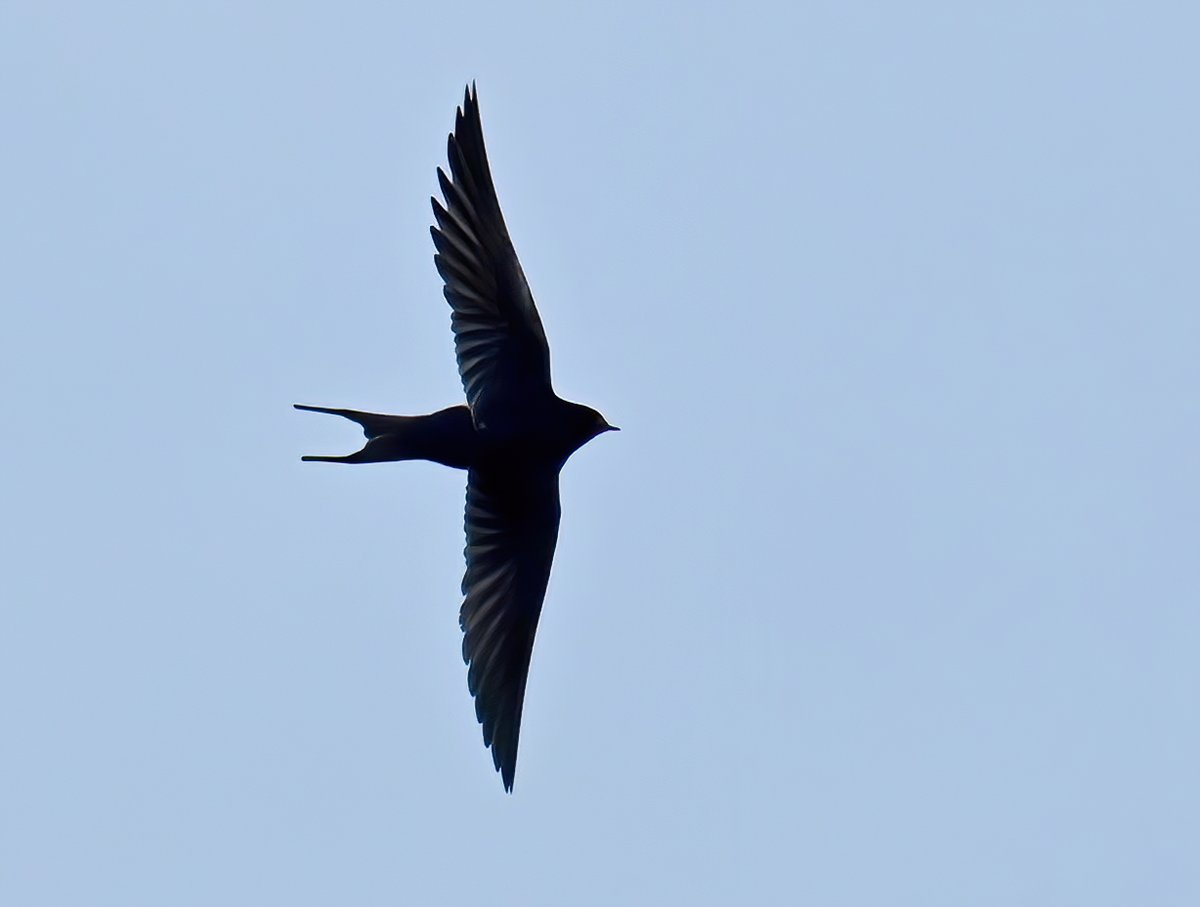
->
295 85 616 792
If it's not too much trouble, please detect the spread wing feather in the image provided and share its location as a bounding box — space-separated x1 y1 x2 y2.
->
459 469 560 791
431 84 552 428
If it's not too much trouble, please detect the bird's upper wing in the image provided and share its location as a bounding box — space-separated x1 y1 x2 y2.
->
459 467 561 792
431 84 552 429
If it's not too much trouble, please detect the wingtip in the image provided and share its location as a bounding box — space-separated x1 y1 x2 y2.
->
458 82 480 123
497 753 516 793
458 83 471 121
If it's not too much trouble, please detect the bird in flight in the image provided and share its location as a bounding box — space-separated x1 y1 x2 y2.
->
295 85 617 792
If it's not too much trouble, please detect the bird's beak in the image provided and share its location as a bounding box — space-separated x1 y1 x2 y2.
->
606 425 620 432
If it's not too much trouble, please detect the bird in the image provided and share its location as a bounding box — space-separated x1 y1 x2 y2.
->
295 84 617 792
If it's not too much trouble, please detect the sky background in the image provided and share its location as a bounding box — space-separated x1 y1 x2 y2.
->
3 2 1198 904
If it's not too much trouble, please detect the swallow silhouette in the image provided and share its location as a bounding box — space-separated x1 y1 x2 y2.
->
296 85 616 792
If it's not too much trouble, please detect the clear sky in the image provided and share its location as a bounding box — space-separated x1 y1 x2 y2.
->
3 2 1198 904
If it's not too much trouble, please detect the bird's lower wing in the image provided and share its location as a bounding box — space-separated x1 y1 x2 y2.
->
460 468 561 791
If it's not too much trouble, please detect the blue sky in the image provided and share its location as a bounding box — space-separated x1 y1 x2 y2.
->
3 2 1198 904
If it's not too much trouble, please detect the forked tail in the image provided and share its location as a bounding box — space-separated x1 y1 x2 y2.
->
293 403 476 469
293 404 417 463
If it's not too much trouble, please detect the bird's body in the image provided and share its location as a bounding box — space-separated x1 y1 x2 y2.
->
296 398 609 472
296 85 615 791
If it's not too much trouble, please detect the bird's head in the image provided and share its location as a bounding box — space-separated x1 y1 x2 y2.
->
588 406 619 437
583 405 619 439
563 402 619 455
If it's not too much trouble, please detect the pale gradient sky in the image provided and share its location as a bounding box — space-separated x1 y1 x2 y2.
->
2 2 1198 905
